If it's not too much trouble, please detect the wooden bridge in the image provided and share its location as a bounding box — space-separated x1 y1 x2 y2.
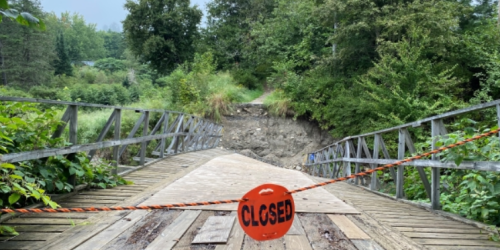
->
1 97 500 249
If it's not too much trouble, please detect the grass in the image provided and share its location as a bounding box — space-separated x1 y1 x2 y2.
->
263 90 292 117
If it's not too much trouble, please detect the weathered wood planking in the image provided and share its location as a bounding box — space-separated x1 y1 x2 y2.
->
298 213 357 250
316 180 498 250
0 232 61 241
215 215 245 250
402 232 490 240
286 215 306 235
0 241 38 250
74 210 148 250
145 210 202 250
142 154 359 214
3 218 85 225
192 215 235 244
173 211 214 249
242 235 285 250
28 150 230 250
327 214 370 239
412 238 500 246
351 239 385 250
285 235 313 250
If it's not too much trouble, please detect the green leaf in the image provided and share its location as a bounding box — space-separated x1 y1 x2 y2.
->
55 181 63 190
1 163 16 169
48 200 58 209
454 156 464 167
8 193 21 205
9 174 22 180
0 0 9 9
98 183 106 189
68 166 76 175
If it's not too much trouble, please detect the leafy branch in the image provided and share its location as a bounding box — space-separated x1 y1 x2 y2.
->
0 0 45 30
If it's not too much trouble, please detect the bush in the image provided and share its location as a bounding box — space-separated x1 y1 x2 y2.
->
29 86 71 102
70 84 131 106
0 87 33 98
231 68 260 89
94 58 126 73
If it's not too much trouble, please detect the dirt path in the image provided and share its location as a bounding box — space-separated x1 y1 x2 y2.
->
249 91 271 104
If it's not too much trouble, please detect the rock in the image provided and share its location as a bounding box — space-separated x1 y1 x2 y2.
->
295 166 302 171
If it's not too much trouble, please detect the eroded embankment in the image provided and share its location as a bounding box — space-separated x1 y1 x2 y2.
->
220 104 335 169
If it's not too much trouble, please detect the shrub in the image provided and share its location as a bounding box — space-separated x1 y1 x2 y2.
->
231 68 260 89
94 58 126 73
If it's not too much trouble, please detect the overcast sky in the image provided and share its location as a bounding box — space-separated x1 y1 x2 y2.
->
40 0 210 31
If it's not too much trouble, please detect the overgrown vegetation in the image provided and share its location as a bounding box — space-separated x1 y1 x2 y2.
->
2 0 500 234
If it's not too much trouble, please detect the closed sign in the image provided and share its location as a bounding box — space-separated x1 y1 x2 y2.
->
238 184 295 241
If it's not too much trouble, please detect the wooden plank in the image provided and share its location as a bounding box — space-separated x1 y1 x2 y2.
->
20 213 90 219
145 210 202 250
3 218 85 225
0 241 40 250
192 216 235 244
327 214 370 239
412 238 500 246
0 232 61 241
299 213 356 250
173 211 214 249
215 213 245 250
285 235 313 250
345 214 422 250
8 225 70 232
430 246 500 250
74 210 148 250
287 215 306 235
396 227 485 234
37 150 226 250
351 239 385 250
403 232 489 240
242 235 284 250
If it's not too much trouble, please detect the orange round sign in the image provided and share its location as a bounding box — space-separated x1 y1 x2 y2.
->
238 184 295 241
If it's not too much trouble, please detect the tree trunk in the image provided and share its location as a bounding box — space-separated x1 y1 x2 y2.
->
0 40 6 86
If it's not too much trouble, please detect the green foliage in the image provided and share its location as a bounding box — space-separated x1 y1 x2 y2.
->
70 84 131 106
94 58 126 74
264 90 292 117
0 0 54 88
46 12 106 62
0 102 130 234
99 30 126 59
53 33 73 76
123 0 202 75
406 119 500 226
0 0 45 30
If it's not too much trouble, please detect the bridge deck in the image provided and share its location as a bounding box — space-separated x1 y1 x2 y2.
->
0 149 499 249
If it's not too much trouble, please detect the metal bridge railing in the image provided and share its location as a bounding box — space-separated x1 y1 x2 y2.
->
305 99 500 210
0 96 223 177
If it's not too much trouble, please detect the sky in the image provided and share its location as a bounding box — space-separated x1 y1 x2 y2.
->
40 0 210 31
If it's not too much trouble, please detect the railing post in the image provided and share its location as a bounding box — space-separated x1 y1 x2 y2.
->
396 129 405 199
371 134 381 190
497 105 500 138
68 105 78 187
355 137 362 185
160 112 169 158
431 119 441 210
112 109 121 175
140 111 149 165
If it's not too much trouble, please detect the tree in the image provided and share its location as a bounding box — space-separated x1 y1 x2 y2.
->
0 0 45 86
53 33 72 76
99 30 126 59
0 0 54 88
201 0 275 70
123 0 202 75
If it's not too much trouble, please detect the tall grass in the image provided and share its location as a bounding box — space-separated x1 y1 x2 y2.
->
263 90 293 117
